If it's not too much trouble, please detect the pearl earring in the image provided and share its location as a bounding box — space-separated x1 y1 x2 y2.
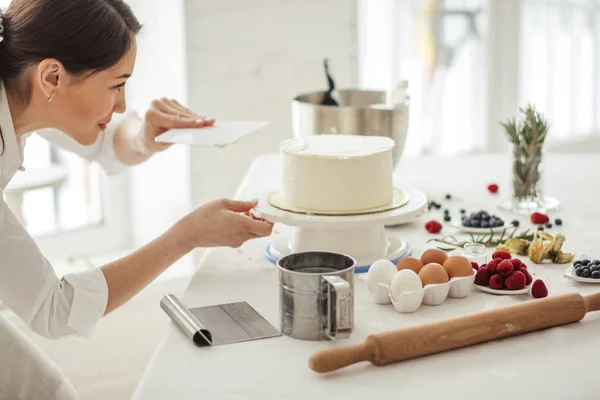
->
48 92 55 103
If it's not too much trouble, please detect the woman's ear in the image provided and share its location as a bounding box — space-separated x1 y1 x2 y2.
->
35 59 64 100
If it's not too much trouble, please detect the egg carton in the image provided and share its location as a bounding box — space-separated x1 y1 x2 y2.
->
369 270 476 313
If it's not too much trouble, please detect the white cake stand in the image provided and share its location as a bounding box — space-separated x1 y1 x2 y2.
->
252 188 428 273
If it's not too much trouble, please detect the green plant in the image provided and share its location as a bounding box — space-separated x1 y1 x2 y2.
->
500 105 549 200
427 228 535 252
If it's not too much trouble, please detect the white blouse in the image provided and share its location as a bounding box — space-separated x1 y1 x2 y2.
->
0 82 127 340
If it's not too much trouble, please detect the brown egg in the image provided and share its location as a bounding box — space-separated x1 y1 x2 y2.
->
396 257 424 274
418 263 450 286
443 255 474 278
420 248 448 266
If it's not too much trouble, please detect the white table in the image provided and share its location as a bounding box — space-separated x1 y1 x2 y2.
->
133 153 600 400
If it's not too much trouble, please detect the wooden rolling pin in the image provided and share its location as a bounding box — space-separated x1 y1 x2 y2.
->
309 292 600 373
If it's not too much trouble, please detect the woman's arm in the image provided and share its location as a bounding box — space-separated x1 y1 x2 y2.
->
0 191 272 338
112 98 215 166
101 198 272 314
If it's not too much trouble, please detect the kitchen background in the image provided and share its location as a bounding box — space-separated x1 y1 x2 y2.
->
2 0 599 399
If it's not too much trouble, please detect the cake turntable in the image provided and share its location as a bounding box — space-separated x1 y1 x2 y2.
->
252 187 428 273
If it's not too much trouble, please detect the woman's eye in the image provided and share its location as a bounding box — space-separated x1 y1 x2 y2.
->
113 83 126 91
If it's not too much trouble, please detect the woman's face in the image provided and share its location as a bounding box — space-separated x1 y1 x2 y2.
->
51 42 137 145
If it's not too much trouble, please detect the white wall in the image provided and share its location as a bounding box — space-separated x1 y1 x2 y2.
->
184 0 358 206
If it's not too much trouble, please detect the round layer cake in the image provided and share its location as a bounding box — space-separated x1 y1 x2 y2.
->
280 134 395 212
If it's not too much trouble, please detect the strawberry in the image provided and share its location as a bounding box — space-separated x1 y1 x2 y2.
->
505 271 526 290
487 184 499 194
492 251 511 260
522 268 533 285
425 220 442 234
486 258 502 275
489 274 504 289
474 267 490 286
530 212 550 225
497 260 514 276
471 262 480 271
531 280 548 298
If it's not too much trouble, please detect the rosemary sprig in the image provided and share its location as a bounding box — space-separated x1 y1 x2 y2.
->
500 104 549 201
427 228 535 252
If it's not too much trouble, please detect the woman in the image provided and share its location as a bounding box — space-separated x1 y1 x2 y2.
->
0 0 273 345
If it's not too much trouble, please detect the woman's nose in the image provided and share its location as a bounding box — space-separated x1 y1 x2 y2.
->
113 92 127 114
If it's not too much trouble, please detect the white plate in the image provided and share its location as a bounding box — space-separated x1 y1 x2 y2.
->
474 283 531 295
563 255 600 283
155 121 269 147
449 220 514 234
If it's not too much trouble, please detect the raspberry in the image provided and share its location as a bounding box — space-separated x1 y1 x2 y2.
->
486 258 502 275
471 262 480 271
487 184 499 193
474 267 490 286
530 212 550 225
425 220 442 234
505 271 526 290
492 251 511 260
489 274 504 289
531 279 548 298
510 259 523 268
522 269 533 285
497 260 514 276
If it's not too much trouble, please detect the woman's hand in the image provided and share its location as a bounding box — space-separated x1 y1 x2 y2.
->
177 198 274 249
136 98 215 155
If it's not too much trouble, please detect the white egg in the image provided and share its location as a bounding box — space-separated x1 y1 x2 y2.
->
390 269 423 301
366 260 397 304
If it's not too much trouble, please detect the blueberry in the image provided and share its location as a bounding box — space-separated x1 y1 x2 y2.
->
470 212 478 219
574 261 583 267
498 220 505 226
444 209 450 215
545 223 552 229
462 219 471 227
582 259 591 266
593 259 600 265
444 215 451 222
471 220 481 228
537 226 544 231
445 194 452 200
481 221 490 228
593 271 600 279
435 203 442 210
460 209 466 214
555 218 562 226
511 220 520 227
591 266 599 273
576 268 583 276
583 269 591 278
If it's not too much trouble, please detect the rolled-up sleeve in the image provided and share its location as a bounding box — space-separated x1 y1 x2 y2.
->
0 193 108 339
37 112 131 176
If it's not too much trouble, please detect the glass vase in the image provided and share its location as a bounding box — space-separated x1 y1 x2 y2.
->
500 144 559 215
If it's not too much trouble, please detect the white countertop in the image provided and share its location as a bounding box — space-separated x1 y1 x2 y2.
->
133 153 600 400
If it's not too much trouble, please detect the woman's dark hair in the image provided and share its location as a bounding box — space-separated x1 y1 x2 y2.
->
0 0 142 155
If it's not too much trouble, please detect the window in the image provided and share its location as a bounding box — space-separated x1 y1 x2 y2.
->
520 0 600 141
359 0 600 155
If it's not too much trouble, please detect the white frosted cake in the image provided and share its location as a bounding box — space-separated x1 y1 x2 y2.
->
279 134 395 212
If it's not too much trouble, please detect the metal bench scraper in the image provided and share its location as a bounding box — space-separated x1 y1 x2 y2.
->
160 294 281 346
